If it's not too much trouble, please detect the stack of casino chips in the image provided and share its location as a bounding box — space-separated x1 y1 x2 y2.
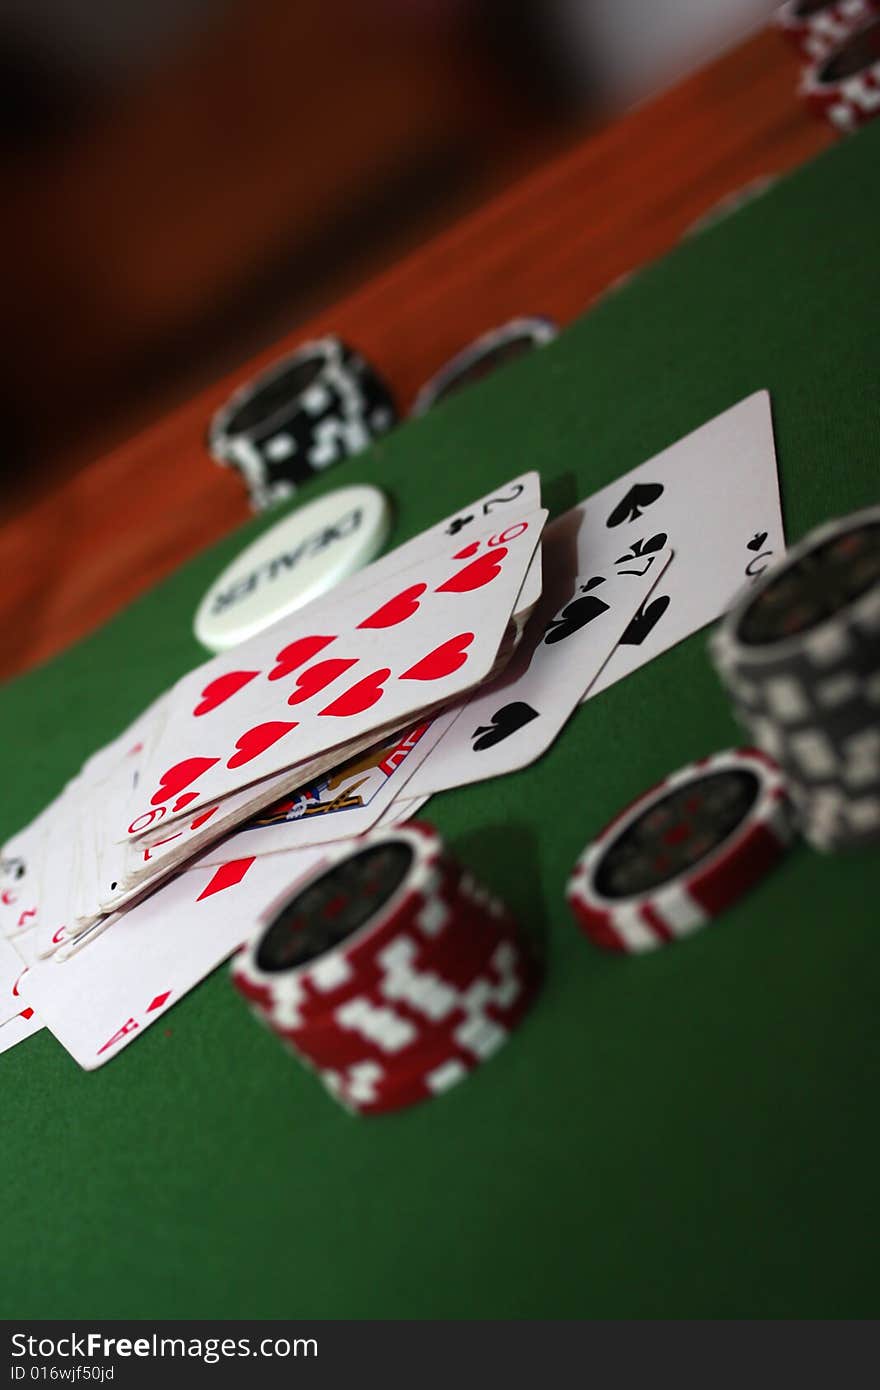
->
231 822 540 1115
566 748 796 953
776 1 880 63
710 506 880 852
208 336 397 512
776 0 880 135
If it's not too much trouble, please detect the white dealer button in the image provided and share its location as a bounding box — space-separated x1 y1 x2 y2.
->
194 484 391 652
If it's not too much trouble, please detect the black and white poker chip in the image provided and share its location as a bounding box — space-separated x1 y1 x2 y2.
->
410 316 557 417
208 337 397 511
710 506 880 850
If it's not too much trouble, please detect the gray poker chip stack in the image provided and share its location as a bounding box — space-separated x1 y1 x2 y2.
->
710 505 880 852
208 336 397 512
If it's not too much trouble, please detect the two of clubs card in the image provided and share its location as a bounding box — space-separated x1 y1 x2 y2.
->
1 390 784 1069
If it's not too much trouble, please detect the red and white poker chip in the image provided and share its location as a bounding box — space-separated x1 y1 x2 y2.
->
317 940 541 1115
232 821 540 1113
312 934 539 1106
565 748 796 954
800 13 880 131
268 924 528 1073
776 1 880 62
233 823 486 1034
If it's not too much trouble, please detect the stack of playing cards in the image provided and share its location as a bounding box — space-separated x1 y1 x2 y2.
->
0 391 784 1070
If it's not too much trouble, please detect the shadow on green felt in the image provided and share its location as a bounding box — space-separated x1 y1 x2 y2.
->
448 819 550 967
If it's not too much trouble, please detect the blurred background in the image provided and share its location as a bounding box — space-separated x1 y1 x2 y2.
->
2 0 778 499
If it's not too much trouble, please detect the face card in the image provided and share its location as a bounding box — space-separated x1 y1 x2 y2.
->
96 758 322 918
561 391 783 698
193 709 457 865
121 507 547 835
405 539 672 795
20 846 328 1070
103 715 421 915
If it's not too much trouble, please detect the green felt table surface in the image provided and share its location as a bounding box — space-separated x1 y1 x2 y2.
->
2 126 879 1320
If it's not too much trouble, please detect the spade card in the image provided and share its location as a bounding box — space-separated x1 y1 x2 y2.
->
405 538 672 794
543 391 782 701
121 507 546 836
20 845 328 1070
559 391 783 698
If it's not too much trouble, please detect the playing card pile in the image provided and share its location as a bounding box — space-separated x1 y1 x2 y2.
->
0 391 784 1071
